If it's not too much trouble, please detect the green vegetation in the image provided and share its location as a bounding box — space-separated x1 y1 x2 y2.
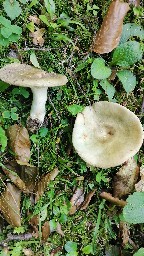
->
0 0 143 255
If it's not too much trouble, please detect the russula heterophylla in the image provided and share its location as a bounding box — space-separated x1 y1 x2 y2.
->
0 63 68 126
72 101 143 169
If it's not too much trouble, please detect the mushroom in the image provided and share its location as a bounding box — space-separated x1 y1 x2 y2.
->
0 63 68 129
72 101 143 168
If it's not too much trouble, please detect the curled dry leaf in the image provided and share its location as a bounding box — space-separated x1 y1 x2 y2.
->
113 158 139 198
42 221 50 242
23 248 34 256
0 183 21 227
135 166 144 192
29 28 45 46
7 124 31 163
35 168 59 202
28 15 40 25
92 0 130 54
80 189 96 210
69 188 84 215
2 161 39 193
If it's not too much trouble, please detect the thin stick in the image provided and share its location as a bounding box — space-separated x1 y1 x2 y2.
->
100 192 126 207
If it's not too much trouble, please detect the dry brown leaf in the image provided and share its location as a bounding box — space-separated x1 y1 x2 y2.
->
56 222 64 237
35 168 59 202
29 28 45 46
69 188 84 215
2 161 38 193
113 158 139 198
0 183 21 227
80 189 96 210
42 221 50 242
119 221 130 246
92 0 130 54
135 166 144 192
100 191 126 207
28 15 40 25
23 248 34 256
7 124 31 163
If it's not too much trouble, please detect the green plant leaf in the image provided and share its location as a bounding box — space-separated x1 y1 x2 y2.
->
120 23 144 44
123 192 144 224
11 112 18 120
8 33 20 43
0 33 9 46
11 25 22 35
65 241 77 253
112 41 143 67
100 79 115 100
0 81 10 92
0 126 7 152
82 244 93 254
44 0 55 19
1 27 12 38
117 70 136 93
67 104 84 116
39 127 48 137
91 58 111 80
0 15 11 26
12 87 30 98
39 15 50 26
3 0 22 20
133 248 144 256
2 110 11 118
30 52 40 68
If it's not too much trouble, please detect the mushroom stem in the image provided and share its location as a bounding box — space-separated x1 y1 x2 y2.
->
30 87 48 123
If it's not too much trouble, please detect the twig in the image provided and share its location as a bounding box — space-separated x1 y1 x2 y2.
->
100 192 126 207
0 233 33 247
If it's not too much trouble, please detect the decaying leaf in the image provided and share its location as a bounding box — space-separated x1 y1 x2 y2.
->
80 189 96 210
100 191 126 207
56 222 64 237
119 221 130 246
7 124 31 163
35 168 59 202
135 166 144 192
42 221 50 242
69 188 84 215
23 248 34 256
28 15 40 25
2 161 39 193
29 28 45 46
92 0 130 54
113 158 139 198
0 183 21 227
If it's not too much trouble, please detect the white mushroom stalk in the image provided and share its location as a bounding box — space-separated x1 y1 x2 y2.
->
72 101 143 168
0 63 68 126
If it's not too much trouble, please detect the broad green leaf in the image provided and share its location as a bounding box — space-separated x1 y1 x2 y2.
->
30 52 40 68
2 110 11 118
0 33 9 46
117 70 136 93
39 127 48 137
8 33 20 42
100 79 115 100
0 81 10 92
91 58 111 80
65 241 77 253
0 126 7 152
39 15 50 26
82 244 93 254
75 58 93 72
67 104 84 116
112 41 143 67
0 15 11 26
133 248 144 256
11 25 22 35
11 113 18 121
3 0 22 20
120 23 144 44
66 252 78 256
12 87 30 99
123 192 144 224
1 27 12 38
44 0 55 19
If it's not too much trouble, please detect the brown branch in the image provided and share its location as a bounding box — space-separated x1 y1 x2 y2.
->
0 233 33 247
100 192 126 207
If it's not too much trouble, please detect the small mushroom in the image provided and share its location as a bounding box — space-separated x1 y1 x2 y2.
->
0 63 68 129
72 101 143 168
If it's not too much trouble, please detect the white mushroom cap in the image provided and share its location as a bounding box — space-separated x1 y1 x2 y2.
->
0 63 68 87
72 101 143 168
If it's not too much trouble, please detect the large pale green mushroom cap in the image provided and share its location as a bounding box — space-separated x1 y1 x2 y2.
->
72 101 143 168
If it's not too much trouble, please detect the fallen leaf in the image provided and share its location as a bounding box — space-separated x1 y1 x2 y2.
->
0 183 21 227
100 191 126 207
42 221 50 241
119 221 130 246
56 222 64 237
80 189 96 210
113 158 139 198
23 248 34 256
135 166 144 192
28 15 40 25
92 0 130 54
69 188 84 215
35 168 59 202
29 28 45 46
7 124 31 163
2 161 39 193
